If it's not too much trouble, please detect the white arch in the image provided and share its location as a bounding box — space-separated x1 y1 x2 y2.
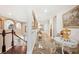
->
4 20 14 30
16 22 21 29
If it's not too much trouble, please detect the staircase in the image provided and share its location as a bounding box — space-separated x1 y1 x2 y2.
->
3 46 27 54
0 29 27 54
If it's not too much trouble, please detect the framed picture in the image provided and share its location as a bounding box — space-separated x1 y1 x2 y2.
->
63 6 79 28
0 18 3 29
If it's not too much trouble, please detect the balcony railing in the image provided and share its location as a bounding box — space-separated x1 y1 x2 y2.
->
0 29 27 53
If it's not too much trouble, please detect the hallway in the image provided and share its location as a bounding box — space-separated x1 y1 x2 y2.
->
0 5 79 54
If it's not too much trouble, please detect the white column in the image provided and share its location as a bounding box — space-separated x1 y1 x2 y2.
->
26 10 33 54
53 16 57 37
56 13 63 33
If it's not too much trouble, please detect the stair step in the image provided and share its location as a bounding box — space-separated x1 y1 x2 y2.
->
3 46 27 54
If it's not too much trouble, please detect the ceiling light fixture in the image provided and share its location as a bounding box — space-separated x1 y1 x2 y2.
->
44 9 48 13
8 12 12 16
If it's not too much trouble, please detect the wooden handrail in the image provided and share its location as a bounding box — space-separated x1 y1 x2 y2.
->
14 33 27 43
6 32 12 34
0 32 12 35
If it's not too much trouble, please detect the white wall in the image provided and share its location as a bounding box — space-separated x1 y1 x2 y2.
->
70 29 79 41
43 21 50 32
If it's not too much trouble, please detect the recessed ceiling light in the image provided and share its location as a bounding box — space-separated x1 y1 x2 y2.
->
8 12 12 16
44 9 48 13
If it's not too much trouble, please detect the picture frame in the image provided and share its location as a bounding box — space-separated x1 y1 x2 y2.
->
0 18 3 29
63 6 79 28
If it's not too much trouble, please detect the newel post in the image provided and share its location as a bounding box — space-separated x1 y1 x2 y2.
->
2 29 6 52
11 29 14 47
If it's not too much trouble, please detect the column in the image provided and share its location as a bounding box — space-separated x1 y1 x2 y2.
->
26 10 33 54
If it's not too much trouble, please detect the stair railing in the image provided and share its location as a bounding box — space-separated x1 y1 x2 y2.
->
0 29 12 52
0 29 27 53
14 32 27 43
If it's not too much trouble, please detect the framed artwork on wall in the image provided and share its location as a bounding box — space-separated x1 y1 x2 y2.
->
63 6 79 28
0 18 3 29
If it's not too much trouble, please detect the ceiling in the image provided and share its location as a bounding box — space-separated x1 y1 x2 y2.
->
0 5 76 23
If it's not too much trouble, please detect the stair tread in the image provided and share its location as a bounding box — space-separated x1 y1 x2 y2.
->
3 46 27 54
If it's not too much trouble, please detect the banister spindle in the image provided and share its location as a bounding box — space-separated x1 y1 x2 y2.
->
11 29 14 47
2 29 6 52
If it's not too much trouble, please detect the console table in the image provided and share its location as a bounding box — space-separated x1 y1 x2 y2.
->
54 37 78 54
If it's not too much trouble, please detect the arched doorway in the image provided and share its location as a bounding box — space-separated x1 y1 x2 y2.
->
4 20 15 30
16 22 21 29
